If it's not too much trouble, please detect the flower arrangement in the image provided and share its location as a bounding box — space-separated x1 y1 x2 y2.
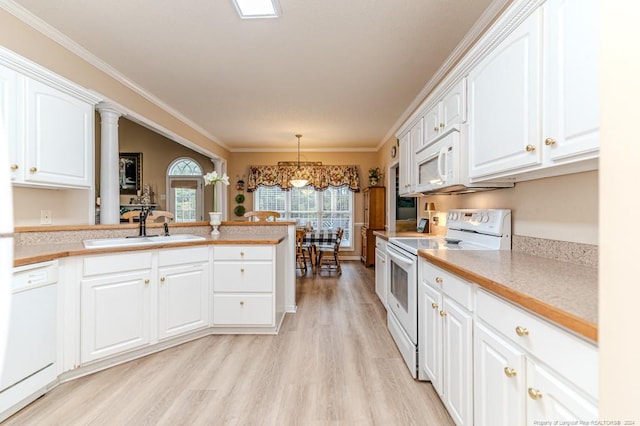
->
203 171 230 212
368 167 383 186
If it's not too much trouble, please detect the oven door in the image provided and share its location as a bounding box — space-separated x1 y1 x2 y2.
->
387 243 418 344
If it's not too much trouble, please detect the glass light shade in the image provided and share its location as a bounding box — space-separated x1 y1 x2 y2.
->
290 169 308 188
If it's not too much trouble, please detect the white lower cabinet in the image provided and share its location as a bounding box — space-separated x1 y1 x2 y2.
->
81 269 152 363
474 321 526 426
475 288 598 425
81 247 209 364
374 237 387 308
419 260 473 426
212 245 276 327
158 247 209 340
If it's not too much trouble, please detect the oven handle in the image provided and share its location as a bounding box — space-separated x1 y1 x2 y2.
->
387 245 415 268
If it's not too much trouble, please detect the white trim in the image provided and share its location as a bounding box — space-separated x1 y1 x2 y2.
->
0 45 101 104
166 157 205 222
394 0 544 138
379 0 512 148
0 0 229 151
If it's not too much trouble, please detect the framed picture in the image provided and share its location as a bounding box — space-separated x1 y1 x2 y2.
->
119 152 142 195
398 197 415 208
416 218 429 233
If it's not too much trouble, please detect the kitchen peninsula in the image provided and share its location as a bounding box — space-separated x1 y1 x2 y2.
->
3 221 296 422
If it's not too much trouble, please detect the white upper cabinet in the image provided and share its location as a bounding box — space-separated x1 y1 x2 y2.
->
468 10 542 180
24 79 94 188
543 0 599 163
398 128 415 196
1 50 98 189
424 79 467 147
468 0 599 182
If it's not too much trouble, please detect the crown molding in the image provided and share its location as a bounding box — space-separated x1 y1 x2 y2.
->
0 0 229 151
380 0 514 145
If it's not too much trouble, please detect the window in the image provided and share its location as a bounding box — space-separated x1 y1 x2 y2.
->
167 158 204 222
254 185 354 248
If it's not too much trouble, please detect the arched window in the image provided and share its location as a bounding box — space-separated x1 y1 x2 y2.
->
167 158 204 222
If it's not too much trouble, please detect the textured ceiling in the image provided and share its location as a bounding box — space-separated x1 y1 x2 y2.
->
12 0 497 151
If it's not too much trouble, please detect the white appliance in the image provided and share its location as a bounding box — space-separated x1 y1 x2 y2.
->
414 126 513 194
0 105 14 373
386 209 511 378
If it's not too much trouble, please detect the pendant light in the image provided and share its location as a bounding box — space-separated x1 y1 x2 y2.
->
290 134 309 188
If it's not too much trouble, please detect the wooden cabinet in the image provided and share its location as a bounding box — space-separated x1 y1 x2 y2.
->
1 63 94 189
158 247 209 340
374 237 388 308
419 260 474 426
361 186 385 267
212 245 276 327
468 0 598 182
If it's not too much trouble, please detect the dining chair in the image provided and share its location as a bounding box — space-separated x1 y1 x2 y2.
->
295 228 309 275
244 211 281 222
317 227 344 275
122 210 174 223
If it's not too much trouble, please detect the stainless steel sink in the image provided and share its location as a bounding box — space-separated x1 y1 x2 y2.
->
83 234 206 249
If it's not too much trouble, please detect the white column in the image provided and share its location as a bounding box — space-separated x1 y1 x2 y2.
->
97 103 122 224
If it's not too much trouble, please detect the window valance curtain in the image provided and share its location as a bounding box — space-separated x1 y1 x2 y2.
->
247 165 361 192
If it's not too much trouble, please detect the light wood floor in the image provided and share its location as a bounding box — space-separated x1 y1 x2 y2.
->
5 261 453 425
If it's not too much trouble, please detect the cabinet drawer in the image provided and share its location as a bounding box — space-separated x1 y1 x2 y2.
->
159 246 208 266
375 237 387 250
84 252 153 276
213 262 273 292
476 289 597 399
212 294 273 326
420 260 474 310
214 245 273 261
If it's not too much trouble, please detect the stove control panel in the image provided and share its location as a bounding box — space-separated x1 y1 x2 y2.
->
446 209 511 236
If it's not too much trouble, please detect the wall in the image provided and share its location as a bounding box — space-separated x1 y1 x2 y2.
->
95 116 215 218
228 150 381 256
13 186 93 226
376 136 598 245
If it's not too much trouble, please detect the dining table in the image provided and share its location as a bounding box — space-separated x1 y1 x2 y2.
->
301 229 340 273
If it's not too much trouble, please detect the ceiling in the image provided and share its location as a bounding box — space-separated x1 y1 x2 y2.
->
10 0 500 151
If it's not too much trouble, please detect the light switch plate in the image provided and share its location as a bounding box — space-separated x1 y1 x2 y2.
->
40 210 52 224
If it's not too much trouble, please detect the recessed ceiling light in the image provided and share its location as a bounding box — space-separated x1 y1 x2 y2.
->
232 0 281 19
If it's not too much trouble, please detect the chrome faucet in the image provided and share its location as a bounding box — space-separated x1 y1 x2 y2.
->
138 207 150 237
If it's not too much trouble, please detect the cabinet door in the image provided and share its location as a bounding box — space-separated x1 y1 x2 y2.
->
441 78 466 131
374 248 387 308
424 103 441 146
420 283 443 394
526 360 598 423
543 0 598 163
474 321 526 426
158 263 209 340
442 298 473 426
25 78 93 187
408 119 423 187
468 10 542 179
0 65 23 182
398 132 412 196
81 271 151 363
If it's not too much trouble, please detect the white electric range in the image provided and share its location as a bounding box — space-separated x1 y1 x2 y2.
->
386 209 512 378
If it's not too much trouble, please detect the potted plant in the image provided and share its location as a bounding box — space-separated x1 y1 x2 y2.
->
203 171 230 236
368 167 383 187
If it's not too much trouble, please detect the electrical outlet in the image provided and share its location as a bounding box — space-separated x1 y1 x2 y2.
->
40 210 52 225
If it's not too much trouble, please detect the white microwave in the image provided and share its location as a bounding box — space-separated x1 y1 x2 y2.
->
414 126 513 194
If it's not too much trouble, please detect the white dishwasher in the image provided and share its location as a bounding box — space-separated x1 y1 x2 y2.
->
0 260 58 417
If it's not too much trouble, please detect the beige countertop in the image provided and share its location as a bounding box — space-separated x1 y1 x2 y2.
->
13 233 287 267
419 249 598 342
